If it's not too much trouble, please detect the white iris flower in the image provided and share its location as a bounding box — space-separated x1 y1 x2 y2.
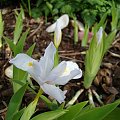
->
9 42 82 103
46 14 69 48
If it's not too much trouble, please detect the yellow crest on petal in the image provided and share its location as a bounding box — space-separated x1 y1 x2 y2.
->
28 62 33 67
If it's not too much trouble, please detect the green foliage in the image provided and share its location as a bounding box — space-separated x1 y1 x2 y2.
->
12 108 26 120
5 84 27 120
31 109 67 120
84 30 104 89
58 101 88 120
13 9 23 45
4 9 35 93
74 100 120 120
73 17 78 44
111 1 118 30
82 24 89 46
103 108 120 120
19 0 119 27
20 89 43 120
30 100 120 120
83 3 118 88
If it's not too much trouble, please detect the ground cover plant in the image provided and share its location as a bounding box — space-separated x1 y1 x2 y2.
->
0 0 120 120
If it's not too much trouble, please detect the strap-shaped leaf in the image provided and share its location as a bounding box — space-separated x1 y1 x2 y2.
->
3 36 16 52
74 101 120 120
31 109 67 120
5 84 27 120
103 108 120 120
13 10 23 44
13 108 26 120
26 43 36 56
58 101 88 120
15 29 29 55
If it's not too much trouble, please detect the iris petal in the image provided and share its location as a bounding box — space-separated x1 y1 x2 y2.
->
52 69 82 85
97 27 103 44
46 14 69 33
38 42 56 79
47 61 82 85
41 83 67 104
9 53 37 72
54 21 62 48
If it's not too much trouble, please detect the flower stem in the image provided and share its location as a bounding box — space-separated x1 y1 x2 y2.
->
54 48 59 67
34 88 43 102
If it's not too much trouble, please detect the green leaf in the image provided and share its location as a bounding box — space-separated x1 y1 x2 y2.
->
13 108 26 120
74 101 120 120
5 84 27 120
13 10 23 44
20 89 43 120
13 66 28 93
40 95 59 110
103 108 120 120
15 29 29 56
103 30 116 55
95 12 108 32
111 1 118 30
31 109 67 120
13 43 35 93
83 30 104 89
73 17 78 45
3 36 16 52
58 101 88 120
20 99 38 120
82 24 89 46
26 43 36 56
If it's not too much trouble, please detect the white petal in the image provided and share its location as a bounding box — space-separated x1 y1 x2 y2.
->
57 14 69 29
9 53 37 72
54 20 62 47
49 61 82 85
46 14 69 33
46 61 67 82
9 53 43 84
39 42 56 78
62 61 82 79
46 22 56 32
53 69 82 85
5 65 13 78
97 27 103 44
41 83 67 104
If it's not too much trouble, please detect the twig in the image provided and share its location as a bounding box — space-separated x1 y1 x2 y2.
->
0 107 7 114
65 89 84 108
59 50 75 53
60 51 86 56
112 38 120 45
108 51 120 58
27 20 44 39
60 55 84 63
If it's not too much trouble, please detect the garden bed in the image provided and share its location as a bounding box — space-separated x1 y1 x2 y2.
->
0 6 120 120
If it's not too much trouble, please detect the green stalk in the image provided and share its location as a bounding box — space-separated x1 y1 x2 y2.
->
73 17 78 44
54 48 59 67
82 24 89 46
20 88 43 120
